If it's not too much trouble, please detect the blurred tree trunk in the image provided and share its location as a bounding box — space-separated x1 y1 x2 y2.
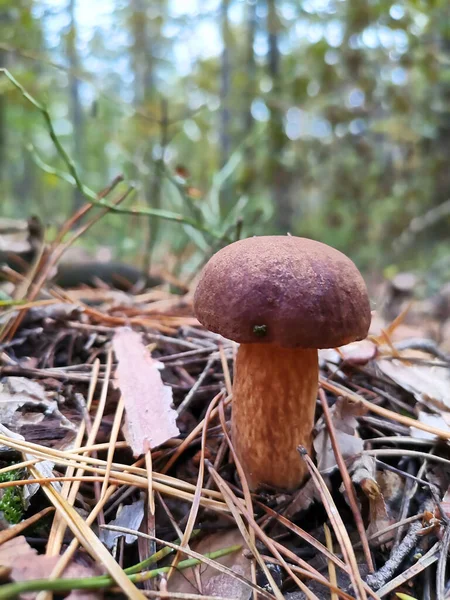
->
219 0 232 211
220 0 231 169
129 1 168 271
130 0 153 107
67 0 84 211
0 46 6 184
266 0 291 231
434 23 450 210
241 0 257 193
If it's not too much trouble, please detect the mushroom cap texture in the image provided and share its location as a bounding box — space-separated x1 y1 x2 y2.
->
193 236 371 348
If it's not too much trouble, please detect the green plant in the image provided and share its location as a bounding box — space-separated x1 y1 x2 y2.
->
0 468 25 525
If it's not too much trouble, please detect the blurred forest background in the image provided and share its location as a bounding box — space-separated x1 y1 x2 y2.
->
0 0 449 282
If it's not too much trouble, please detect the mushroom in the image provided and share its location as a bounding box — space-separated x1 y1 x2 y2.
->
193 236 371 490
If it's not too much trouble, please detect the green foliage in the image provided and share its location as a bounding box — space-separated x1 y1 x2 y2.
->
0 468 25 525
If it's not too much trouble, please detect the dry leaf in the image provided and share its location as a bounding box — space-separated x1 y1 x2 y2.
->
112 328 179 455
167 529 251 600
411 411 450 440
339 339 377 365
352 458 402 548
365 490 392 547
100 498 145 549
0 377 76 434
314 397 365 473
0 424 59 505
377 351 450 411
0 536 102 599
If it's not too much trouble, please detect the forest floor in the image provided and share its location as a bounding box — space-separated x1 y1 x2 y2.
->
0 231 450 600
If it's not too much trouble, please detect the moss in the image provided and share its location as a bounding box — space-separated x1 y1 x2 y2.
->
0 468 25 525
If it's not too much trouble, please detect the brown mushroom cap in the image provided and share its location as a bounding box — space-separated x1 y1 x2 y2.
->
193 236 371 348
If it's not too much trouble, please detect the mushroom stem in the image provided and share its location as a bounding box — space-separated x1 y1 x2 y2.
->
232 343 318 490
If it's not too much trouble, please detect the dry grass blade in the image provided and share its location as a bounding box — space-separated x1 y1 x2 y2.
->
206 461 321 600
142 592 240 600
207 463 354 598
219 343 232 396
210 463 366 599
2 179 131 342
257 555 357 600
161 395 232 474
46 357 103 561
217 399 258 600
206 464 286 599
298 448 372 600
324 523 339 600
258 503 347 572
0 432 229 512
364 449 450 468
28 465 147 599
102 527 273 600
0 507 54 545
319 388 374 573
436 526 450 599
0 432 222 495
40 484 119 593
100 394 125 499
320 377 450 441
168 393 222 580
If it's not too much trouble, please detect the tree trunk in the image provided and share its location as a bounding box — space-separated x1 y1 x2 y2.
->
0 48 6 185
219 0 232 211
266 0 291 231
220 0 231 169
67 0 84 211
241 0 257 193
130 0 153 107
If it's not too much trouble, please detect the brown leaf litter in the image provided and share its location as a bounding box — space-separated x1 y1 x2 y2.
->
1 236 450 598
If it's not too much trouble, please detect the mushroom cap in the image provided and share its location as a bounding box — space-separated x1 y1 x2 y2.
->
193 236 371 349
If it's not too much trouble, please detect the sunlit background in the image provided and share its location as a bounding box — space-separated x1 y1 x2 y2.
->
1 0 449 281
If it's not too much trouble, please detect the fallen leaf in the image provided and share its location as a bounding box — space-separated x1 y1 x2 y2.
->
0 536 102 599
377 351 450 411
112 328 179 455
284 478 320 518
0 377 76 439
411 411 450 440
352 458 402 547
100 498 145 549
167 529 251 600
365 489 393 547
0 424 59 505
339 339 377 365
314 397 365 473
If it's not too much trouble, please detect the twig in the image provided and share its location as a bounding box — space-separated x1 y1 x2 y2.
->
177 356 216 415
365 517 427 590
436 525 450 600
394 198 450 253
376 542 440 598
